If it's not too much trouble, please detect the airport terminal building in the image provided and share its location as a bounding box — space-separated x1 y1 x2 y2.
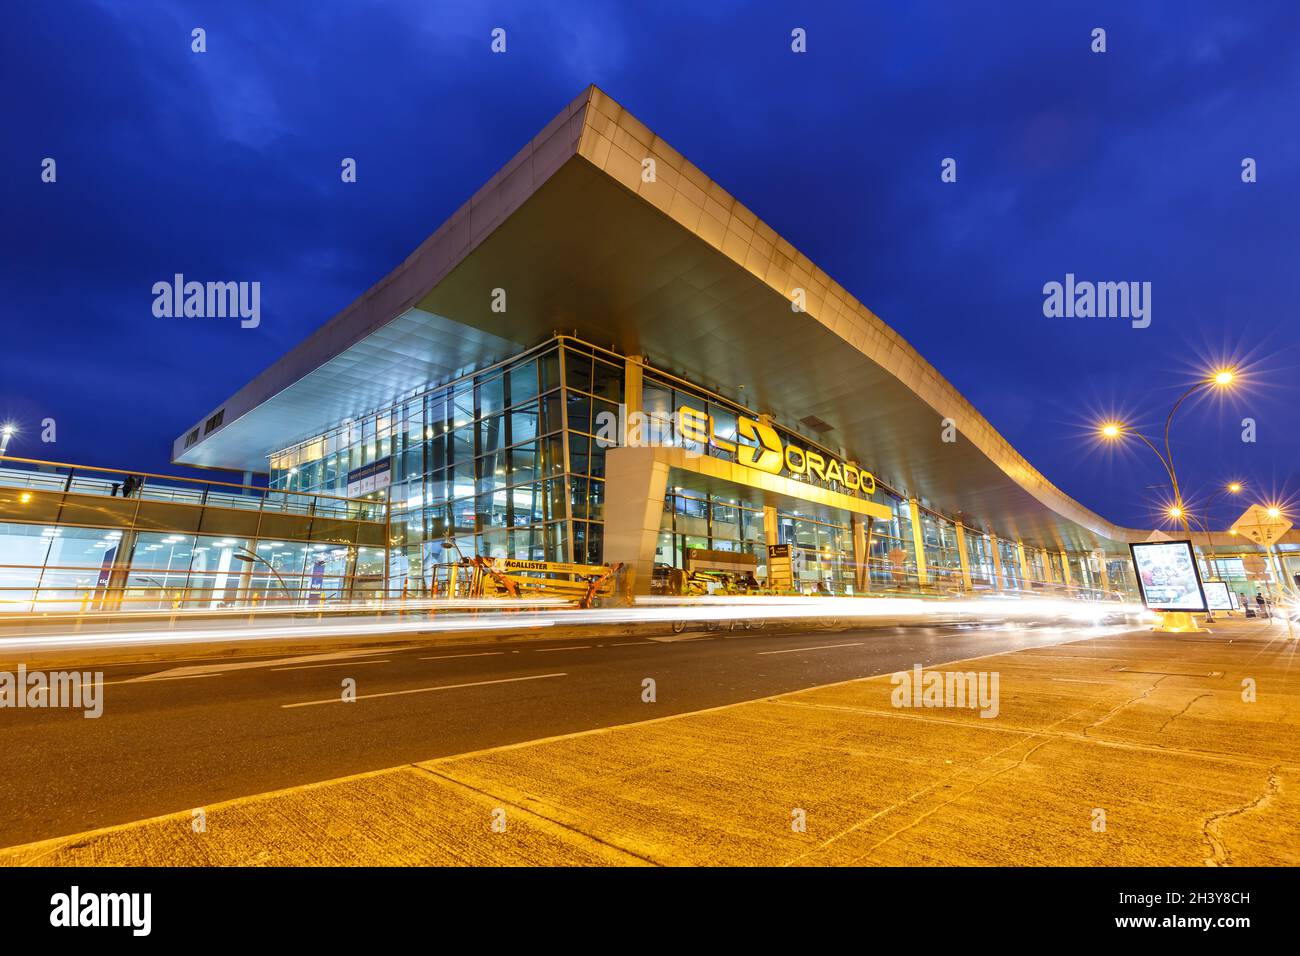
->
8 87 1293 613
170 86 1168 600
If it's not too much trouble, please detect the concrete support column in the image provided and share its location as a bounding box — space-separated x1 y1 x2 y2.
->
1097 552 1111 596
851 514 870 593
907 498 928 587
763 505 779 547
603 446 670 595
102 529 137 612
763 505 780 588
1060 550 1072 590
1016 541 1030 590
990 533 1003 592
624 354 644 423
954 521 971 592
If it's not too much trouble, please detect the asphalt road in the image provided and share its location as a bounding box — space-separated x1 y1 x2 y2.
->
0 621 1124 847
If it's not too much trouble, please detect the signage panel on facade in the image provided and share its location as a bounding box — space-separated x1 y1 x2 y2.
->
677 404 875 497
346 458 392 498
1129 540 1208 612
767 543 793 589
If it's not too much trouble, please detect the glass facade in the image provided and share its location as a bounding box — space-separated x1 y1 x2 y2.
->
0 335 1170 613
270 342 570 594
260 336 1145 601
0 467 386 613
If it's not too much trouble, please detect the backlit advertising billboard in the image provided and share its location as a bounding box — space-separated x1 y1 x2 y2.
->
1128 540 1208 612
1203 580 1234 611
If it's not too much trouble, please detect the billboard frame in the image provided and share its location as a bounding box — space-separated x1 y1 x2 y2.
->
1202 579 1234 612
1128 539 1209 613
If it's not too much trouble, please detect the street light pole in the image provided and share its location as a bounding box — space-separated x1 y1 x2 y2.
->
1161 382 1204 537
1098 369 1237 537
1094 368 1238 633
1183 510 1221 621
234 547 294 603
1194 483 1243 583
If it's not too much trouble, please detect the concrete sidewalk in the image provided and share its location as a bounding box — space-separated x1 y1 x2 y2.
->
3 617 1296 866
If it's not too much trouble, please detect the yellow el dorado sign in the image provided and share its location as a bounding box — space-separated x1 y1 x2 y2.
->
677 405 875 495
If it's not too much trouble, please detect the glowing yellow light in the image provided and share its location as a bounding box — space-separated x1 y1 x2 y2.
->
1267 507 1282 519
1227 482 1242 493
19 492 32 503
1229 528 1238 535
1211 369 1235 387
1168 505 1184 519
1099 422 1122 439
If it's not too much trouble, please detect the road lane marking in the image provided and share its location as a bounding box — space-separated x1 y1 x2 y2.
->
1050 677 1115 685
418 651 506 661
532 645 593 652
271 660 391 672
281 672 567 708
757 642 863 656
124 646 405 682
609 641 653 647
98 673 224 688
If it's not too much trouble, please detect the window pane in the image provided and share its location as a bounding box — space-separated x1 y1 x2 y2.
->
508 360 539 404
565 349 593 393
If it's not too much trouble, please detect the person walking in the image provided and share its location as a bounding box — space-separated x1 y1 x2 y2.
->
1256 592 1270 620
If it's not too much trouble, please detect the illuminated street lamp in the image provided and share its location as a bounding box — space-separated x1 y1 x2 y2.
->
1162 368 1239 528
0 423 16 457
1097 420 1181 525
1181 481 1246 583
1095 366 1239 539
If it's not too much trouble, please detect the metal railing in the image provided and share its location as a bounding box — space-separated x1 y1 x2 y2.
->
0 455 386 521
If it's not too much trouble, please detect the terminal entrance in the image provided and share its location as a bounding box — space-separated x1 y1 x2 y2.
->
654 486 860 594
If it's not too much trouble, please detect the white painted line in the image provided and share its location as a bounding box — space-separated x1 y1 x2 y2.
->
1050 677 1115 685
609 641 653 647
100 673 224 687
124 646 404 682
271 660 391 672
281 672 567 708
532 645 593 652
418 651 506 661
757 642 863 656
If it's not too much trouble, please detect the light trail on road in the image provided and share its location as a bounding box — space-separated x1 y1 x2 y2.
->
0 595 1148 658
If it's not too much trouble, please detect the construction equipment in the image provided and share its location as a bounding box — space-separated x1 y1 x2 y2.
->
469 556 624 609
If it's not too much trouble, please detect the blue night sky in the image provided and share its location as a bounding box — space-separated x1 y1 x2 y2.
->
2 0 1297 531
